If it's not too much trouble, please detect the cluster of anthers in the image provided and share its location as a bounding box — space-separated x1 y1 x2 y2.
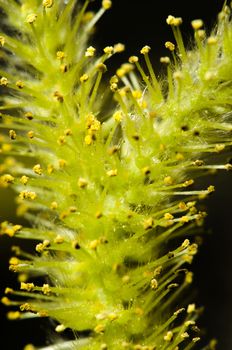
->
0 1 232 350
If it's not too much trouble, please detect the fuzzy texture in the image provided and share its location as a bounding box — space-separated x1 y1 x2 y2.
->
0 1 232 350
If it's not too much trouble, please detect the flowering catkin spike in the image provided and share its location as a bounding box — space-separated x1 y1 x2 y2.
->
0 1 231 350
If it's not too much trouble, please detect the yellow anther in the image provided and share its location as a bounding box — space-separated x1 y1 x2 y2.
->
37 310 48 317
113 110 123 122
0 36 5 46
196 29 206 39
55 324 66 333
208 339 217 349
185 320 195 327
19 191 37 200
142 167 150 175
173 308 185 316
50 201 58 210
181 332 189 339
42 284 51 295
181 239 190 249
187 201 196 208
225 163 232 171
122 275 130 284
110 82 118 92
56 51 65 60
207 36 218 45
193 159 204 166
82 11 94 23
154 266 163 277
47 164 54 174
164 176 173 185
33 164 42 175
207 185 215 193
204 71 216 81
122 62 134 72
5 287 14 294
80 73 89 83
180 216 189 223
9 129 16 140
25 112 33 120
132 90 142 99
59 211 68 220
18 273 28 282
58 159 67 168
9 256 19 265
188 243 198 255
104 46 114 54
166 15 183 26
20 303 32 312
150 278 158 290
96 63 107 72
178 202 187 210
187 303 196 314
1 296 11 306
60 64 68 73
27 131 34 139
43 0 54 8
94 323 105 334
69 206 77 213
12 227 22 238
26 14 37 24
57 135 66 145
173 71 183 80
54 91 64 102
86 114 101 131
140 45 151 55
191 19 204 30
102 0 112 10
215 144 225 152
183 179 194 187
160 56 170 64
185 271 193 284
176 153 184 161
2 143 12 152
84 134 93 145
20 282 34 292
164 331 173 342
24 345 36 350
164 213 174 220
89 239 100 250
0 174 14 186
165 41 175 51
108 145 119 155
0 77 8 86
4 227 14 237
114 43 125 53
64 128 72 136
11 245 21 255
78 178 88 188
192 337 201 343
35 240 50 253
143 217 154 230
7 311 21 320
129 56 139 63
116 68 126 78
54 235 64 244
110 75 118 84
106 169 118 177
16 80 24 89
85 46 96 57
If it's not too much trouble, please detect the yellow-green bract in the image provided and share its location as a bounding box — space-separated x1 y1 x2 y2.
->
0 1 232 349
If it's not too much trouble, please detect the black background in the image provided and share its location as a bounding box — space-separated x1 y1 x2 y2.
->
1 0 232 349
